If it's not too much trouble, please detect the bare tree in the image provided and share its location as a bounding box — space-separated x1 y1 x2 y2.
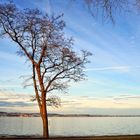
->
0 2 91 138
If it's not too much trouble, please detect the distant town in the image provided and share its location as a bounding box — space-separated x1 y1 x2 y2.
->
0 112 140 117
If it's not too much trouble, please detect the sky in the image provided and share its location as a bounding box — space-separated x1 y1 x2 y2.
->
0 0 140 115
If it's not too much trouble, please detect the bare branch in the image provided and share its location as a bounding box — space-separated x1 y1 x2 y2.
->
0 2 92 137
46 96 61 108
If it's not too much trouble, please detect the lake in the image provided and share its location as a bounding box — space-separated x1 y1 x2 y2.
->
0 117 140 136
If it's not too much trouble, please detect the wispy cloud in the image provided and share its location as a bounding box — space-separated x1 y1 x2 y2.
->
0 92 140 114
85 66 140 73
0 92 39 112
0 51 24 63
0 101 34 107
59 95 140 109
112 94 140 101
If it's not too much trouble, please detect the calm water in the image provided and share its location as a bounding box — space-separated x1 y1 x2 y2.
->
0 117 140 136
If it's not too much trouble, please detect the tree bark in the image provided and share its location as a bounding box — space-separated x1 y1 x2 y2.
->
41 98 49 138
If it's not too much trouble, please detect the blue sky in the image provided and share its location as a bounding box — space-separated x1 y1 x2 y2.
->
0 0 140 114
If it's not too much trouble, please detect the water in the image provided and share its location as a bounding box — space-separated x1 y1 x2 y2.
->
0 117 140 136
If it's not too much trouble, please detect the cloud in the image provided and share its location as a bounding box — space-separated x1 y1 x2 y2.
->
85 66 140 73
0 92 38 112
113 94 140 101
58 94 140 111
27 0 52 14
0 101 34 107
0 92 34 104
0 51 24 63
42 91 140 115
0 92 140 114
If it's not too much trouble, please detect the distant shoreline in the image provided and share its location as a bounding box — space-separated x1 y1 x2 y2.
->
0 111 140 117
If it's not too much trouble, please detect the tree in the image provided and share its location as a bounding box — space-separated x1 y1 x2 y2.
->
0 2 91 138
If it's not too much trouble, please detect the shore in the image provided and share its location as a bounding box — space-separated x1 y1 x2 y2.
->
0 135 140 140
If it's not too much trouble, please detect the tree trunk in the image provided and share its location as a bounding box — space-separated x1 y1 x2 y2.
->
35 66 49 138
41 99 49 138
